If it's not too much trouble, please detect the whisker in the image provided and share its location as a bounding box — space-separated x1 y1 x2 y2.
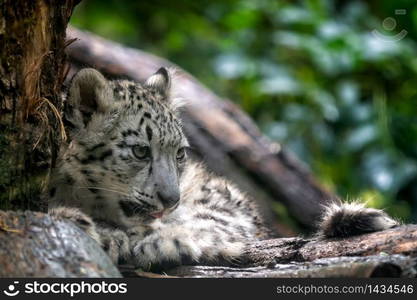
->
74 186 130 197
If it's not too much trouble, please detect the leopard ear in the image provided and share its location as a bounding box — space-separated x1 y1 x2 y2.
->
66 68 112 129
145 67 171 96
145 67 185 111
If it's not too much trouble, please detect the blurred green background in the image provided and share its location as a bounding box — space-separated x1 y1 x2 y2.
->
71 0 417 223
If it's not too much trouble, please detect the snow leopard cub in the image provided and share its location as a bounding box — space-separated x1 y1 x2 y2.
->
48 67 398 271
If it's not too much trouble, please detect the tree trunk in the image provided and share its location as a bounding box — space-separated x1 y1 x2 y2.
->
0 0 79 211
66 27 340 234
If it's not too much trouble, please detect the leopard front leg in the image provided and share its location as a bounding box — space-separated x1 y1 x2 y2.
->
95 226 131 264
49 206 102 245
129 225 245 272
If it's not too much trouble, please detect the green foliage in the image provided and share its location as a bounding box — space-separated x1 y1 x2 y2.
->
72 0 417 222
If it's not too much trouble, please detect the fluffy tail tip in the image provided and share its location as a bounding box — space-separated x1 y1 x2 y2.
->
318 202 399 238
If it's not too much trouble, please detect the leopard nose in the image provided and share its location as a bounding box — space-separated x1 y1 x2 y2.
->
157 190 180 208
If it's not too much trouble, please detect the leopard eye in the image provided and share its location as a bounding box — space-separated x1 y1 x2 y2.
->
132 145 151 160
176 147 186 161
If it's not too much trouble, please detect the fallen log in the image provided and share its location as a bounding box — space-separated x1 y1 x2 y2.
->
66 27 340 234
0 210 121 277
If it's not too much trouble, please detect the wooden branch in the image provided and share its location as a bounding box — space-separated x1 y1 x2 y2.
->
0 210 121 277
241 225 417 266
66 27 340 233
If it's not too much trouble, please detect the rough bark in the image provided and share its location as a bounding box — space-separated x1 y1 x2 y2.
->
164 255 416 278
0 0 80 211
66 27 340 233
0 210 120 277
120 225 417 278
241 225 417 266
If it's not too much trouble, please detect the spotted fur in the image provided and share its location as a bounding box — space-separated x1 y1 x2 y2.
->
48 68 270 270
317 202 398 238
48 67 398 271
